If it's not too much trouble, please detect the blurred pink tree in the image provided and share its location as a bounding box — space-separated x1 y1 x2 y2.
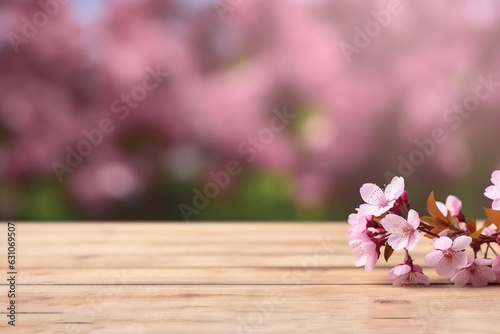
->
0 0 500 220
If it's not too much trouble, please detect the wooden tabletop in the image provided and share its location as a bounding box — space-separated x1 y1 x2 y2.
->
0 223 497 333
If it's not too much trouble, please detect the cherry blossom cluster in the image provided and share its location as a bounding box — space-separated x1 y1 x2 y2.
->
348 171 500 287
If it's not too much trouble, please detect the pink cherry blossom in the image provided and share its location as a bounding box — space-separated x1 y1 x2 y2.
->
493 255 500 272
424 236 472 277
357 176 405 217
347 213 371 237
348 232 380 271
481 224 498 237
493 256 500 283
436 195 465 221
450 256 497 287
388 264 430 287
380 209 421 251
387 190 410 215
485 170 500 210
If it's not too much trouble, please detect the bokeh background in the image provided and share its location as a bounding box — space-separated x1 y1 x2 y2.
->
1 0 500 221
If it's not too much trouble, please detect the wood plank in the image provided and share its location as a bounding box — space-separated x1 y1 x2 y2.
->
0 222 496 333
0 285 497 333
0 267 451 285
8 222 438 269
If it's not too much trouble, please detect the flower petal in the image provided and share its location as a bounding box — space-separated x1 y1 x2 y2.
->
357 203 388 216
348 213 368 233
451 236 472 251
354 255 367 268
434 237 452 251
380 214 405 232
385 176 405 201
445 195 462 217
493 256 500 272
453 251 469 269
405 231 420 251
414 272 430 285
485 185 500 200
470 267 496 287
436 257 457 277
360 183 384 205
388 268 397 279
364 253 378 271
474 258 493 266
450 269 469 287
388 234 408 250
493 199 500 210
413 264 424 274
492 170 500 186
393 264 411 276
392 276 405 287
407 209 420 229
425 250 443 267
436 201 447 217
481 265 496 280
495 271 500 283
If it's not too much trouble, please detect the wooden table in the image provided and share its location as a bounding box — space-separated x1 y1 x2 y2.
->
0 223 497 333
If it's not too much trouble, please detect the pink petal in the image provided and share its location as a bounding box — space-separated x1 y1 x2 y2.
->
434 237 452 251
464 254 475 266
354 256 367 268
384 176 405 201
348 213 360 227
392 276 405 287
495 271 500 283
425 250 443 267
380 214 405 232
470 267 496 287
438 228 450 237
364 253 378 271
348 213 368 233
470 275 490 287
357 203 388 216
445 195 462 217
414 272 430 285
491 170 500 186
436 201 447 217
474 258 493 266
387 234 408 250
393 264 411 276
436 257 457 277
492 256 500 272
407 209 420 229
451 236 472 251
453 252 469 269
360 183 384 205
481 266 497 281
405 231 420 251
493 199 500 210
374 204 396 217
387 268 397 279
485 185 500 200
360 241 376 255
450 269 469 287
413 265 424 274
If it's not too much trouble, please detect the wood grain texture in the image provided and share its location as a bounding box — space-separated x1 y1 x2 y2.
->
0 223 495 333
